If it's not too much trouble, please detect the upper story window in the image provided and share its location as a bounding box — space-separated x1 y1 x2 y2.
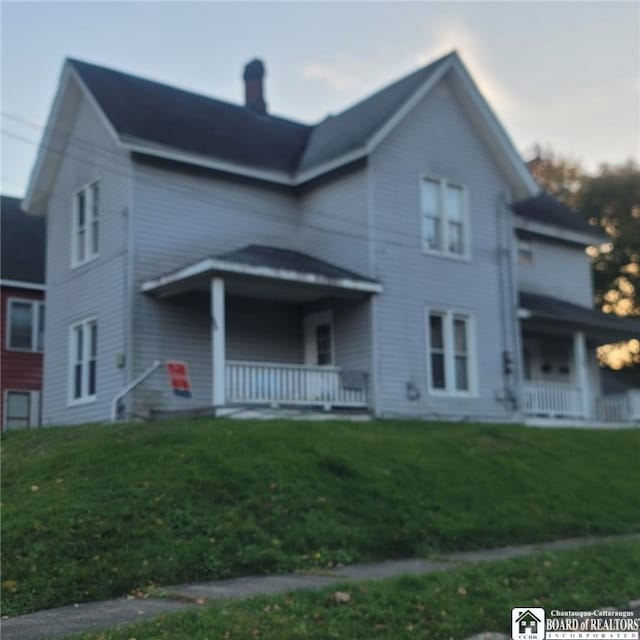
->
517 238 533 265
420 177 469 258
72 181 100 267
426 310 475 395
6 299 45 352
69 317 98 403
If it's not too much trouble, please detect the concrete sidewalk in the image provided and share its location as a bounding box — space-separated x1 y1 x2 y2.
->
3 532 639 640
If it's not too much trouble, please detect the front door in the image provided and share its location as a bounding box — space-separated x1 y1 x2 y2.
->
304 311 334 366
303 311 336 404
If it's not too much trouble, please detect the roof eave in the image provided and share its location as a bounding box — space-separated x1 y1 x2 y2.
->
445 54 539 200
141 257 383 298
122 137 295 186
514 215 606 246
23 61 124 215
22 64 74 215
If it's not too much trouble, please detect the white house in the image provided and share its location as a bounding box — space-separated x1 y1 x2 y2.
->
23 52 639 425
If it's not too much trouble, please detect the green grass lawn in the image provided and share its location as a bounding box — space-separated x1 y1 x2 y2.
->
66 540 640 640
2 419 639 616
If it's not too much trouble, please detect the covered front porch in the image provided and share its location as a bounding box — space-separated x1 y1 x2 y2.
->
519 292 639 424
141 245 381 413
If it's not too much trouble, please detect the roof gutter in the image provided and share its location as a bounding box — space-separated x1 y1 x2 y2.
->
141 257 383 298
514 215 606 246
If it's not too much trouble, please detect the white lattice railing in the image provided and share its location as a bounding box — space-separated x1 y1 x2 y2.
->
523 382 584 419
225 360 368 408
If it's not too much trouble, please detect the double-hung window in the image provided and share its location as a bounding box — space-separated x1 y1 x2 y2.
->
69 318 98 403
420 177 468 257
7 299 45 352
72 181 100 267
426 310 475 394
4 391 33 430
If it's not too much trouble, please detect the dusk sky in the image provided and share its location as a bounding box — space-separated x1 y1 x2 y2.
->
1 1 638 198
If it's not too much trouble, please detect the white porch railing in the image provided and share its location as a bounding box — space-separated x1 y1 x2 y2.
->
523 382 583 419
225 360 368 408
596 390 640 423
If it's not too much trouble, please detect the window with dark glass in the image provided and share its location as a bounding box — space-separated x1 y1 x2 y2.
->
72 181 100 266
7 300 44 352
420 177 468 257
70 318 98 401
316 323 332 365
6 392 30 430
429 314 446 389
427 311 473 394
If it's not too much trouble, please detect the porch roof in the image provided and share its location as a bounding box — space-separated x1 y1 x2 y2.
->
141 244 383 300
519 291 639 341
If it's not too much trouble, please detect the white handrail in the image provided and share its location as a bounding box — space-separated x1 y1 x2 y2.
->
110 360 162 422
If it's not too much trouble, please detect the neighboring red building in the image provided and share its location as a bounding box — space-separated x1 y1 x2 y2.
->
1 195 46 430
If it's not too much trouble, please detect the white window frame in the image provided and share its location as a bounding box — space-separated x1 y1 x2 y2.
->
517 238 533 265
3 389 40 430
68 317 98 405
71 180 100 268
6 298 45 352
425 308 477 396
419 174 470 260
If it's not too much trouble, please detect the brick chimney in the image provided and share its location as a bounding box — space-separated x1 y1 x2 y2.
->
243 59 267 115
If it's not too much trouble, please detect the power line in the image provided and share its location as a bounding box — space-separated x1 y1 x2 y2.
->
1 114 504 262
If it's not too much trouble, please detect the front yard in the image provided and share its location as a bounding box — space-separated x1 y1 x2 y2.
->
66 540 640 639
2 419 639 616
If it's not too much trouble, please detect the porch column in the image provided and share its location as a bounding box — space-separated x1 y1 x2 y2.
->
211 277 226 407
573 331 591 420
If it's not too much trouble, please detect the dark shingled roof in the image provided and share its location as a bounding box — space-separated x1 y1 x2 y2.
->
217 244 378 284
68 59 311 174
1 195 46 285
68 54 452 176
519 291 639 340
512 192 606 241
297 55 451 172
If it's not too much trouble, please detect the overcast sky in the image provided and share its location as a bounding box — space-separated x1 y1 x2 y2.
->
1 1 638 198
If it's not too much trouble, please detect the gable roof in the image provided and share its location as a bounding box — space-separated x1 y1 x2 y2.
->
66 55 453 180
297 55 451 173
1 195 46 286
25 52 540 212
513 192 606 244
68 59 312 175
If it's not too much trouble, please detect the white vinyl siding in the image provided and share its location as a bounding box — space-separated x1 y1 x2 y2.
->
71 181 100 267
6 299 45 352
69 318 98 404
426 310 476 395
420 176 469 258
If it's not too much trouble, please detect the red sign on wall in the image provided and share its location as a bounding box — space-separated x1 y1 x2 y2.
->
166 361 192 398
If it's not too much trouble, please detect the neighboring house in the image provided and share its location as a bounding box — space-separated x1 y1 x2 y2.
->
1 195 46 430
22 52 639 426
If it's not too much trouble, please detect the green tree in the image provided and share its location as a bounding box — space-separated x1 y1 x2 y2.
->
527 147 640 368
576 161 640 318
